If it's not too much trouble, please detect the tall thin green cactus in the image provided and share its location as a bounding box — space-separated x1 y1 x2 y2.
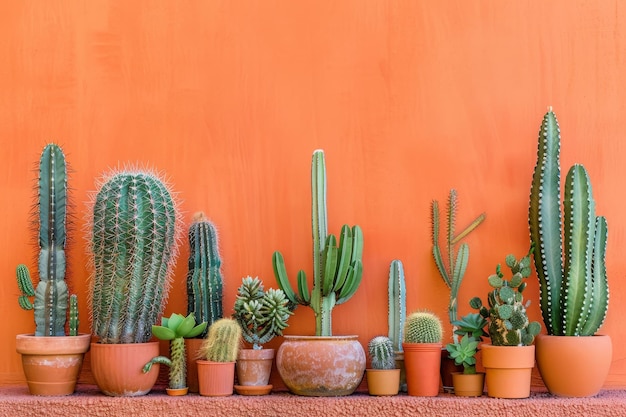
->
529 108 609 336
273 150 364 336
89 169 182 344
186 212 223 338
388 260 406 353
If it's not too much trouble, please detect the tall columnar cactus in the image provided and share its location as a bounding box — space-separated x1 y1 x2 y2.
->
387 260 406 352
404 311 443 344
431 189 485 338
186 212 223 338
368 336 395 370
529 109 609 336
199 318 242 362
88 169 182 344
273 150 364 336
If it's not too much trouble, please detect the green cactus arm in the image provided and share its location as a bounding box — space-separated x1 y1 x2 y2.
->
17 264 35 310
331 225 354 292
69 294 79 336
272 251 299 306
580 215 609 336
446 190 458 284
296 270 310 305
431 200 451 288
311 150 327 300
451 213 486 245
321 235 339 296
449 243 469 324
143 355 172 373
388 260 406 352
336 259 363 304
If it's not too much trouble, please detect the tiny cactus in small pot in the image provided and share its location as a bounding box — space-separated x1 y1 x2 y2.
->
197 318 242 396
366 336 400 396
402 311 443 397
368 336 395 370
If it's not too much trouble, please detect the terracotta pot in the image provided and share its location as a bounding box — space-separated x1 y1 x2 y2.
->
166 387 188 396
440 348 463 393
481 344 534 399
236 348 274 387
402 342 442 397
451 372 485 397
185 338 204 393
366 369 401 396
197 360 235 396
90 341 160 396
15 333 91 396
276 335 366 396
536 334 612 397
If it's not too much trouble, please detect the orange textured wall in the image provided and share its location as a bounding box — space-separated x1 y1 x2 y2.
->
1 1 625 388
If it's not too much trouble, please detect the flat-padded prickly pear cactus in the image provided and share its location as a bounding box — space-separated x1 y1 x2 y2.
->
368 336 395 370
199 318 242 362
403 311 443 344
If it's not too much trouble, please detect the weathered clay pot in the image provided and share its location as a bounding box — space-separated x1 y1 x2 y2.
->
197 360 235 396
236 348 275 387
366 369 401 396
16 333 91 396
536 334 612 397
451 372 485 397
276 335 366 396
482 344 534 399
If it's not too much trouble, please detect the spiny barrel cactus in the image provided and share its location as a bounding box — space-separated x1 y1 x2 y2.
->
273 150 364 336
404 311 443 344
388 260 406 352
529 108 609 336
88 169 182 344
233 276 292 349
186 212 223 338
470 248 541 346
199 318 242 362
368 336 395 370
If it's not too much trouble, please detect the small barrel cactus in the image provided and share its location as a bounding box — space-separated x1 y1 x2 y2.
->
387 260 406 353
187 212 223 338
368 336 395 370
404 311 443 344
199 318 242 362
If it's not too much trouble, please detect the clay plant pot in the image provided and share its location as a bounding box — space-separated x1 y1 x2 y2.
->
402 342 442 397
481 344 535 399
236 348 274 391
440 348 463 393
15 333 91 396
276 335 366 396
535 334 612 397
366 369 401 396
166 387 188 396
185 338 204 393
90 341 160 396
197 360 236 396
451 372 485 397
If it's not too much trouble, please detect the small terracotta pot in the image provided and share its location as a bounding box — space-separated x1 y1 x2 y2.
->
185 338 204 393
236 348 275 387
166 387 188 396
451 372 485 397
535 334 612 397
16 333 91 396
197 360 235 396
482 344 534 399
402 342 442 397
90 341 160 397
366 369 401 396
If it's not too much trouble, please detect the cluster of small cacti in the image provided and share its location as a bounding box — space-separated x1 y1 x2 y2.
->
199 318 242 362
368 336 395 370
88 169 182 344
403 311 443 344
387 260 406 353
529 109 609 337
470 248 541 346
186 212 223 338
233 276 292 349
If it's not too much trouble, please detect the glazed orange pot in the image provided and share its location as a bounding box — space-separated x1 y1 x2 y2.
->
451 372 485 397
236 348 274 387
90 341 160 396
481 344 534 399
16 333 91 396
276 335 366 396
185 338 204 393
402 342 442 397
535 334 612 397
197 360 235 396
366 369 401 396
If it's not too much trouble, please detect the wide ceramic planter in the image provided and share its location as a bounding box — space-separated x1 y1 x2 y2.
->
236 348 274 392
451 372 485 397
276 335 366 396
90 341 160 396
482 344 535 399
402 342 442 397
197 360 235 396
366 369 401 396
536 334 612 397
185 338 204 393
16 333 91 396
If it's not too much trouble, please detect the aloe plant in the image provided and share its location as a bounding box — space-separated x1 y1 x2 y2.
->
388 260 406 353
528 108 609 336
273 150 364 336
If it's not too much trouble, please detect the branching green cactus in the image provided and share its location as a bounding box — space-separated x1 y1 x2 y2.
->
88 169 182 344
273 150 364 336
529 108 609 336
233 276 292 349
388 260 406 353
431 189 485 339
403 311 443 344
470 247 541 346
368 336 395 370
186 212 223 338
199 318 242 362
